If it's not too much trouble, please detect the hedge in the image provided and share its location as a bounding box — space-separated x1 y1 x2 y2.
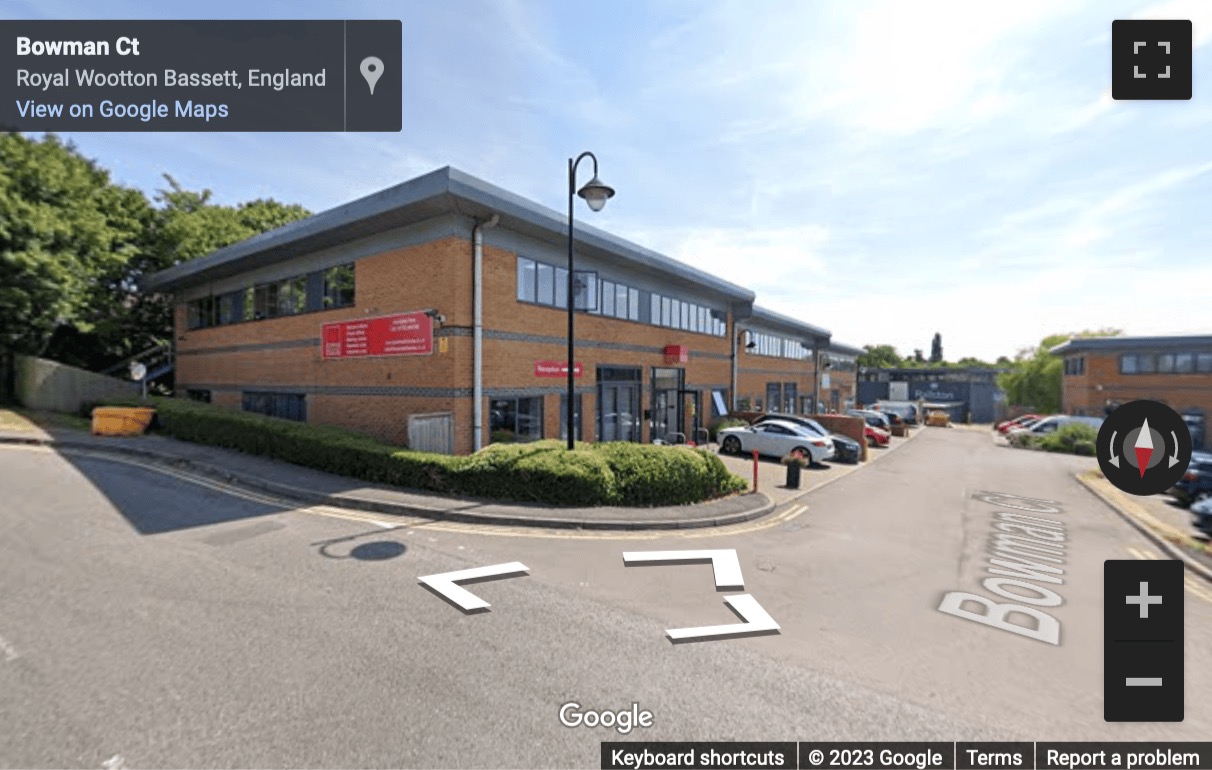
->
100 397 748 507
1009 423 1098 456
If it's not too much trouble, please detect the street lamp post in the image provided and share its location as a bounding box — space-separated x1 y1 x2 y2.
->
566 152 615 451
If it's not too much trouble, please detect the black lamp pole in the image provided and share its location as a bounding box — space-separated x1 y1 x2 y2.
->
566 151 614 451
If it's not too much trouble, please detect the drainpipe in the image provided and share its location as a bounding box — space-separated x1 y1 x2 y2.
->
730 326 739 412
471 214 499 451
812 345 821 415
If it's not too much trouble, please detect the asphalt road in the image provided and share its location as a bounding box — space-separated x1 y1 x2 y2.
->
1 431 1209 768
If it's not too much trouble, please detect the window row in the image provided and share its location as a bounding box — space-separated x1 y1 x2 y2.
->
515 256 727 337
186 264 355 330
649 292 727 336
1120 352 1212 375
1064 356 1086 375
749 331 811 360
242 391 307 422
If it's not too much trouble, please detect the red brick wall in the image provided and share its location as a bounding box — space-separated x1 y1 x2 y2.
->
1061 351 1212 418
174 235 737 453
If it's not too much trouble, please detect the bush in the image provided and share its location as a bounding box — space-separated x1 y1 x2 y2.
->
101 397 748 507
1039 423 1099 454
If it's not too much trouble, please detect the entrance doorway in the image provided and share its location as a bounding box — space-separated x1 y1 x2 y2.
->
597 366 641 442
651 367 685 442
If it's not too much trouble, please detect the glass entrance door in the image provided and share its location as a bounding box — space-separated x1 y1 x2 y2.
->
651 367 685 442
597 366 641 442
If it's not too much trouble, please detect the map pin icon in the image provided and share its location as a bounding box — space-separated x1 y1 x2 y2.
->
360 56 383 95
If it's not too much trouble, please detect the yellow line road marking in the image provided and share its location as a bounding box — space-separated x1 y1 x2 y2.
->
1127 546 1212 604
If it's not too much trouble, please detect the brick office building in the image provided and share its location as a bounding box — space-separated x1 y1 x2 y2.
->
733 306 829 415
821 342 863 412
1051 334 1212 450
147 166 849 454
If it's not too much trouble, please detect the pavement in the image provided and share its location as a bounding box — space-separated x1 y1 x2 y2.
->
0 408 918 531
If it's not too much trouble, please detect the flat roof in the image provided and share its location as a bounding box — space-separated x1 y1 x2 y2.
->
1050 334 1212 354
744 305 831 341
142 166 756 303
827 341 864 357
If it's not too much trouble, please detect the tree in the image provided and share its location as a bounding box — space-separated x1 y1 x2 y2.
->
910 349 925 364
929 332 943 363
997 328 1122 412
857 344 902 369
0 133 150 359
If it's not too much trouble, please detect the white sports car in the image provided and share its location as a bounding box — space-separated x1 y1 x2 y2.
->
717 419 835 464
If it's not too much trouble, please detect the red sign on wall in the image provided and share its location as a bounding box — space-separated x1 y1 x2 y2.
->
663 345 689 364
322 311 433 359
535 360 583 378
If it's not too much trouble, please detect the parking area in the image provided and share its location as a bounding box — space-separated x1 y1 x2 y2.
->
710 425 921 507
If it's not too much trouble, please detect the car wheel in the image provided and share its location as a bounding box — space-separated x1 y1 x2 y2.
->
1195 491 1212 504
721 436 741 455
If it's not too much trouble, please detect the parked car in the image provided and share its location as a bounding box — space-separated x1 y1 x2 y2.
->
718 419 836 465
996 414 1042 433
1168 451 1212 506
1191 494 1212 535
847 409 892 431
876 402 917 425
1006 414 1103 437
865 424 891 447
751 412 830 437
829 433 862 464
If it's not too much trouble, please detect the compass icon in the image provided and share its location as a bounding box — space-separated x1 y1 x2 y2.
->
1097 400 1192 495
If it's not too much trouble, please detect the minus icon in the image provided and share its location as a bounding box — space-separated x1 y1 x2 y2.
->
1126 677 1163 686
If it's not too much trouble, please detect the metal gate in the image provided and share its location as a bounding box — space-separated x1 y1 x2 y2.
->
408 412 454 454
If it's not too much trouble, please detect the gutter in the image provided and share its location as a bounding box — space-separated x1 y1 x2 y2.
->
471 214 499 451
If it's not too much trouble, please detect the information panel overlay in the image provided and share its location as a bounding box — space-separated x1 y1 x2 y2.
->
1 20 401 131
599 742 1212 770
322 311 432 359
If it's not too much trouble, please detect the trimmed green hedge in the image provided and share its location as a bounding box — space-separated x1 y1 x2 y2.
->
1038 423 1099 455
102 397 748 507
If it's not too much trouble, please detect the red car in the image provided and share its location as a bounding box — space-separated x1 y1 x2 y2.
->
996 414 1041 434
865 424 891 447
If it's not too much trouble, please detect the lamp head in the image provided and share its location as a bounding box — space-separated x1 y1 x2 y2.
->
578 175 614 212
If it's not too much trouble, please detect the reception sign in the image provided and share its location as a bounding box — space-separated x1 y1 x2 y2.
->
322 311 433 359
534 360 583 378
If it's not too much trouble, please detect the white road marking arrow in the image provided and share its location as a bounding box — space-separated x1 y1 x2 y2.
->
1170 431 1181 467
665 594 781 642
418 562 528 612
622 549 745 590
1109 430 1120 467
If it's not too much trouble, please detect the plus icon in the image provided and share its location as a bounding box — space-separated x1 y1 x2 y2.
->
1126 581 1163 618
1111 20 1192 100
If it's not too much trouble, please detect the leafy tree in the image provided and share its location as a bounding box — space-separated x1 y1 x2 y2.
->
857 344 902 369
929 332 943 363
997 329 1122 412
0 133 150 359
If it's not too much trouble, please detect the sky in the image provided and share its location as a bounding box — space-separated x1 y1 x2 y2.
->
6 0 1211 362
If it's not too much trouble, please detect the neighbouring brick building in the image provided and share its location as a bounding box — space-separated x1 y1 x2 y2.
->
1051 334 1212 450
822 342 863 413
733 306 829 416
145 166 857 454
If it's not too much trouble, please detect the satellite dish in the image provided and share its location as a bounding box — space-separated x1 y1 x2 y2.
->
130 362 147 381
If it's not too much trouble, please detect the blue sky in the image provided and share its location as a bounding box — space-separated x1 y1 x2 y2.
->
7 0 1210 361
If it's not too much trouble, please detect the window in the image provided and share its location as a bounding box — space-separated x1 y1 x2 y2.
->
1176 353 1194 373
554 267 568 309
602 280 615 316
616 283 628 319
711 389 728 418
275 276 306 316
323 264 355 308
765 383 782 413
218 290 247 325
1120 354 1137 374
651 294 660 323
1158 353 1175 373
185 389 212 403
186 297 216 329
1198 354 1212 373
536 263 555 305
489 397 543 441
661 297 671 326
783 382 798 413
1138 353 1157 373
517 257 537 302
242 392 306 422
628 288 639 321
559 394 583 440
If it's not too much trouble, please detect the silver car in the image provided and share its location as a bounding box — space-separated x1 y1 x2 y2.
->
718 419 836 464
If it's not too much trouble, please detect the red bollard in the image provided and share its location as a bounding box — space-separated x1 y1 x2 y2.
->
752 450 759 493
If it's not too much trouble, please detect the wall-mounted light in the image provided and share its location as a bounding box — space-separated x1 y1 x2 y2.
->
424 308 446 326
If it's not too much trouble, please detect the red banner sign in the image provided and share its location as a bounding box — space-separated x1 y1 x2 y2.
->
322 311 433 359
663 345 689 364
535 360 583 378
